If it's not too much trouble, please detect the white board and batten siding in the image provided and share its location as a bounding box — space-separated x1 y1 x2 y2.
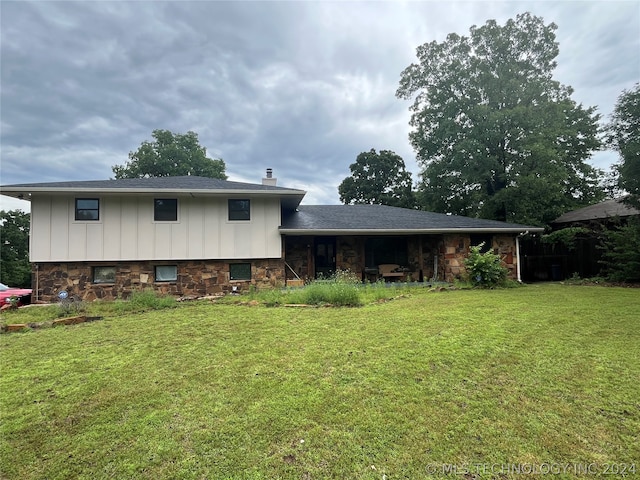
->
29 195 283 262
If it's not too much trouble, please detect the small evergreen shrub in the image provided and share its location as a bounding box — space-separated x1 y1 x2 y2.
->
464 244 509 288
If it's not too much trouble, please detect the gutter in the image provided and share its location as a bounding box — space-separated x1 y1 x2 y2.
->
279 227 545 235
516 234 522 282
0 187 306 196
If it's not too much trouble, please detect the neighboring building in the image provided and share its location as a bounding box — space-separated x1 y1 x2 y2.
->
552 197 639 225
1 173 542 302
521 198 640 281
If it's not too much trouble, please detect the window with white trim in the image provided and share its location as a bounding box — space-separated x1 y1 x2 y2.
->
154 198 178 221
228 199 250 221
76 198 100 221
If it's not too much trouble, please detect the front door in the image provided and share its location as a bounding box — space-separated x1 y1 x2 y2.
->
314 237 336 278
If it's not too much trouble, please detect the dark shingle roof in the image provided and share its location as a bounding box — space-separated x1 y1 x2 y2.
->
1 176 303 192
0 176 307 209
281 205 541 234
553 198 639 224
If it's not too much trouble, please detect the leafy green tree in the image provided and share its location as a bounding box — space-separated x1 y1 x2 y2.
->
599 217 640 282
396 13 604 226
338 149 416 208
608 83 640 209
0 210 31 287
113 130 227 179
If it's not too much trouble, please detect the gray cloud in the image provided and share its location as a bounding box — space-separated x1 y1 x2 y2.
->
1 0 638 212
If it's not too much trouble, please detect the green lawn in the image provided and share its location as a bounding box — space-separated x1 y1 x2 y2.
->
1 284 638 479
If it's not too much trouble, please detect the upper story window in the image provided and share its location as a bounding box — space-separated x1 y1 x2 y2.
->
228 199 250 221
154 199 178 221
75 198 100 221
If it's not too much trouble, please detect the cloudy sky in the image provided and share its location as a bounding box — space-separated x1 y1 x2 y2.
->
1 1 638 212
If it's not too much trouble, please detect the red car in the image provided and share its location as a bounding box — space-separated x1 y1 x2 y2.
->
0 283 32 307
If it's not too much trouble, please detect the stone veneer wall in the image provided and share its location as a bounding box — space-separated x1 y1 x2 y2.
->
283 237 313 281
32 259 286 303
440 234 518 282
337 235 441 282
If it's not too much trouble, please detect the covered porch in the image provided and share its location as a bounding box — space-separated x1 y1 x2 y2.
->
283 233 520 284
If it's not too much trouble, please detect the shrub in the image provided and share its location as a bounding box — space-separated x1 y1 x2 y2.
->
110 289 177 314
542 227 590 251
300 281 362 306
58 294 86 317
332 268 361 285
464 244 509 288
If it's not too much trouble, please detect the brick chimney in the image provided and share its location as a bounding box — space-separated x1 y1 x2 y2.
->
262 168 277 186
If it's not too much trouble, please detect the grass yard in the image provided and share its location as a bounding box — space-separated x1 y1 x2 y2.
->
1 284 639 479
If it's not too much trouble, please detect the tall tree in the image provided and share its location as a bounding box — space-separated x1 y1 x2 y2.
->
396 13 604 226
338 149 416 208
113 130 227 179
0 210 31 288
608 83 640 209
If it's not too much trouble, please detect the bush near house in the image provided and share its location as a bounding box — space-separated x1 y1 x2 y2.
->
464 244 509 287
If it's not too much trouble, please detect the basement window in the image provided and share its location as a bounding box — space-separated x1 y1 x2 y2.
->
230 263 251 281
93 266 116 284
155 265 178 282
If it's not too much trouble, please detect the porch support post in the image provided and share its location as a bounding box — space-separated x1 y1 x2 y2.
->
516 234 522 282
418 235 424 281
307 242 313 279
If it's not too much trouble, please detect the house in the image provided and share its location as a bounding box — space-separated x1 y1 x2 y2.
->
1 172 543 302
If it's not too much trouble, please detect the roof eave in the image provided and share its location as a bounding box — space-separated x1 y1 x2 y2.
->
1 187 306 209
1 186 305 195
279 227 544 235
